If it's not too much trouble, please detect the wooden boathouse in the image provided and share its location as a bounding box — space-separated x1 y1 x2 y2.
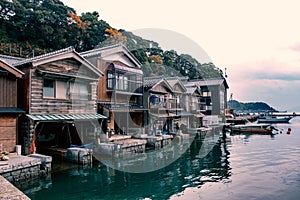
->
9 47 106 156
81 44 146 136
0 59 24 153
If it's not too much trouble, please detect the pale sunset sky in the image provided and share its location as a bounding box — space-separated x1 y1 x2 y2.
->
61 0 300 111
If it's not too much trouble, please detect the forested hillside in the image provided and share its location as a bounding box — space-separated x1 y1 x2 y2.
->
228 100 277 112
0 0 223 79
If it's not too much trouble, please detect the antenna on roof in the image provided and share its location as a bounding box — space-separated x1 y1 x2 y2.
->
224 67 228 78
26 50 35 58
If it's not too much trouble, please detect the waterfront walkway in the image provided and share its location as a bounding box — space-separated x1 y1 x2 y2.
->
0 175 30 200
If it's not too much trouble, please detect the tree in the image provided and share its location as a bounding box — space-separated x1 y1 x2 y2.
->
101 28 127 46
149 55 163 64
78 12 110 51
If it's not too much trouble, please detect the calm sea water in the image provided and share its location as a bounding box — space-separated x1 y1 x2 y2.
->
22 117 300 200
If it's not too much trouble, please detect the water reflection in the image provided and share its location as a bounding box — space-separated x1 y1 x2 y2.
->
25 127 231 200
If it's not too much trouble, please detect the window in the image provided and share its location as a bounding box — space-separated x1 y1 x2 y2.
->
107 71 113 89
118 73 124 90
124 76 128 90
106 70 141 92
220 90 225 114
71 82 90 100
56 80 68 99
43 79 55 98
43 79 68 99
116 73 127 91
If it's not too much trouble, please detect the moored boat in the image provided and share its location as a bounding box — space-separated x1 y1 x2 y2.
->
230 123 276 134
257 116 293 123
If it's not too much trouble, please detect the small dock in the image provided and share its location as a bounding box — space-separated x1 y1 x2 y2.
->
96 134 174 157
105 135 147 155
38 146 93 165
0 153 51 186
133 134 173 149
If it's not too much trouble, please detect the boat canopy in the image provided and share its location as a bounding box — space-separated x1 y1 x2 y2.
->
26 113 106 122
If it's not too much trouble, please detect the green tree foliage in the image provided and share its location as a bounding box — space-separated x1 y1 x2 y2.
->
68 11 110 51
0 0 223 80
0 0 110 56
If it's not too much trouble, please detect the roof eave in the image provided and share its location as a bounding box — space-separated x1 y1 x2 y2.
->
0 60 24 78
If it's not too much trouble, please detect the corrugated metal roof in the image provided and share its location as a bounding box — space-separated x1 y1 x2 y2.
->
26 113 106 121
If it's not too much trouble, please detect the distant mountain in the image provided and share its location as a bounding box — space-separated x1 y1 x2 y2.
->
228 100 277 112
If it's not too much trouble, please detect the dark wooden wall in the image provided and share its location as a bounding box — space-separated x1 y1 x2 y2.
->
0 75 17 107
0 116 17 152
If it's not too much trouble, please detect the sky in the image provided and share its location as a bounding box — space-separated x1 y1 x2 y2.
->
61 0 300 111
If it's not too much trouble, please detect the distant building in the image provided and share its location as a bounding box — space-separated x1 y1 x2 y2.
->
183 84 205 128
186 78 229 123
143 76 181 135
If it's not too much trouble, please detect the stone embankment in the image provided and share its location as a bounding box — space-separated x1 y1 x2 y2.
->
0 153 52 199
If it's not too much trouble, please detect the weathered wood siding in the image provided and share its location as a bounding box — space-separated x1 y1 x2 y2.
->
18 68 30 113
151 84 170 94
173 83 185 94
0 116 17 152
0 75 17 107
28 59 99 114
97 61 111 102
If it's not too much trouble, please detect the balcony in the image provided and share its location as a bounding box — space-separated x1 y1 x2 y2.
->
99 102 147 111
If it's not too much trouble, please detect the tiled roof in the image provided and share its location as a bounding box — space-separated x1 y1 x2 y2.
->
165 76 187 92
0 54 23 65
165 79 177 87
80 44 122 57
143 76 164 88
12 47 74 66
187 78 229 88
3 47 104 77
0 59 24 78
80 43 142 66
165 76 188 83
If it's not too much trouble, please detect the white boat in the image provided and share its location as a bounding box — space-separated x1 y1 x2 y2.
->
257 116 293 123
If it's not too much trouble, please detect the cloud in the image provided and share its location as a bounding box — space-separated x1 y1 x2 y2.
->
229 58 300 82
289 42 300 52
254 72 300 81
227 57 300 111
